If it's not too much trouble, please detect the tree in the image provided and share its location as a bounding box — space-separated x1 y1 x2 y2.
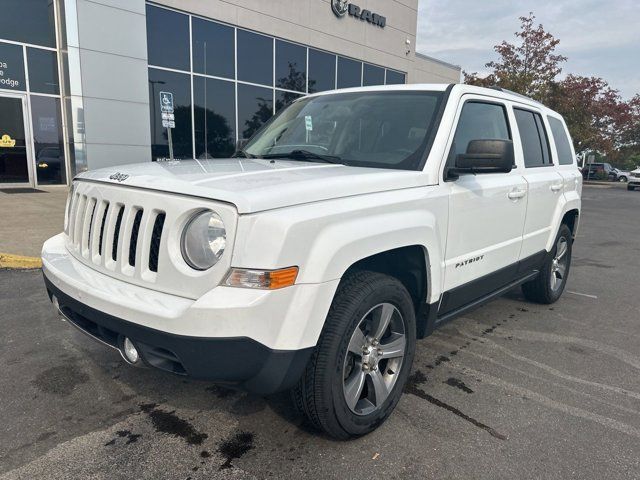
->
464 13 567 102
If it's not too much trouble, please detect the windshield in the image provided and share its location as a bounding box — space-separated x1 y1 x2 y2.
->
243 91 445 171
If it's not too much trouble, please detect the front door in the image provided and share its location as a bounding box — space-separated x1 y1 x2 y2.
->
440 98 528 315
0 94 32 185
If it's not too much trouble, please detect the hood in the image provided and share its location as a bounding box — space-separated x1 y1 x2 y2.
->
77 159 428 214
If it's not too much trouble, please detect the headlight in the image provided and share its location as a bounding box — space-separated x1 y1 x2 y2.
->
181 210 226 270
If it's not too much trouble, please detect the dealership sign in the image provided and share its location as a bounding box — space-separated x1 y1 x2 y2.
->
331 0 386 28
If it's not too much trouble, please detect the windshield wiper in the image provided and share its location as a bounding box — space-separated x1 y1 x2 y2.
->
262 149 343 164
232 150 260 159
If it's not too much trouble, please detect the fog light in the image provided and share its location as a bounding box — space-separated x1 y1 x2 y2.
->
122 337 140 364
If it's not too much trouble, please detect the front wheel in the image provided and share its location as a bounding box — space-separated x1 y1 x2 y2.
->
292 271 416 439
619 176 628 182
522 224 573 304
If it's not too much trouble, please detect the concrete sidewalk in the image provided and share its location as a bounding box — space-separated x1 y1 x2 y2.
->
0 187 67 259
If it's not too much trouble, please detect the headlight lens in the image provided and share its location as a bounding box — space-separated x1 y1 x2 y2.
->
181 210 226 270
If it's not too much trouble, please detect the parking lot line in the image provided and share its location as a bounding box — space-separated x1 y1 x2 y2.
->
566 291 598 299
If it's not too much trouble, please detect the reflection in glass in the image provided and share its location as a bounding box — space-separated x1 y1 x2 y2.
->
275 90 303 113
308 49 335 93
276 40 306 93
363 64 385 87
193 76 236 159
337 57 362 89
238 84 273 141
237 30 273 86
146 5 190 71
0 97 29 183
386 70 406 85
31 96 66 185
0 42 26 91
1 0 56 47
148 68 192 160
27 48 59 95
192 18 234 79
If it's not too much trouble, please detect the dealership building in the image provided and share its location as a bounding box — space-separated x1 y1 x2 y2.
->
0 0 460 187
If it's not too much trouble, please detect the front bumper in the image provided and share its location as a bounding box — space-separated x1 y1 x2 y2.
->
42 234 339 393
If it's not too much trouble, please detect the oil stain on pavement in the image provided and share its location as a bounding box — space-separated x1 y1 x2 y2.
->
139 403 208 445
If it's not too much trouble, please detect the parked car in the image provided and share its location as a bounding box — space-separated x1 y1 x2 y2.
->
628 168 640 190
609 167 630 182
42 84 582 439
582 162 613 180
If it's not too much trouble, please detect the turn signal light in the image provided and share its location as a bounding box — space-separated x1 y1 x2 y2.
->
224 266 299 290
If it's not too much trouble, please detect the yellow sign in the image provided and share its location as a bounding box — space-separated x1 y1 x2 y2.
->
0 134 16 148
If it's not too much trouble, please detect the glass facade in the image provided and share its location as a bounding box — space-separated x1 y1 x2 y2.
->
146 4 406 160
0 0 66 185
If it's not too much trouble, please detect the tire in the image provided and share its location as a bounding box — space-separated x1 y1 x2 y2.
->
619 176 628 182
522 224 573 304
292 271 416 439
628 185 635 191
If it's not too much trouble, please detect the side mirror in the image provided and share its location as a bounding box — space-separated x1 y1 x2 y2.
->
450 139 514 178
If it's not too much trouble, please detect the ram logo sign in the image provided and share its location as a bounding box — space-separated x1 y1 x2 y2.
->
331 0 386 28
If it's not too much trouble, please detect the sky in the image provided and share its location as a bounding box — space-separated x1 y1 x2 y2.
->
416 0 640 99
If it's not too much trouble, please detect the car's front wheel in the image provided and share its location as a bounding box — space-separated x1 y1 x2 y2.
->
619 176 628 182
292 271 416 439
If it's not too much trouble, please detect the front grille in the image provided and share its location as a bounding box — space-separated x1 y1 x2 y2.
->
128 209 143 267
149 213 165 273
68 191 166 277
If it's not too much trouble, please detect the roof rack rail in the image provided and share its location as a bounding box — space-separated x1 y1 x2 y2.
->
487 85 542 104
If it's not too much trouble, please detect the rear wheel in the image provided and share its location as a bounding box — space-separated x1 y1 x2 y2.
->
292 271 416 439
522 224 572 304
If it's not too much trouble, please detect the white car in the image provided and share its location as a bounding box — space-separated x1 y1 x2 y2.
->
42 84 582 439
628 168 640 190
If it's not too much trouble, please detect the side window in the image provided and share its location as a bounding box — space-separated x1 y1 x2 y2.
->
514 108 553 167
547 117 574 165
450 101 511 159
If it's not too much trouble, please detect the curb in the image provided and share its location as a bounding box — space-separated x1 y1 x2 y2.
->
0 253 42 270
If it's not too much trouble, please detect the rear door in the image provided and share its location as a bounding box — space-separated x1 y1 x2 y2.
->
512 106 564 259
547 115 582 201
440 97 528 314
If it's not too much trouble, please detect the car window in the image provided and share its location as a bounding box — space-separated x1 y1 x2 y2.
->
547 117 574 165
450 101 511 159
244 91 445 171
514 108 553 167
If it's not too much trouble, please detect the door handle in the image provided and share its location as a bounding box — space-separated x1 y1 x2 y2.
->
550 183 563 192
508 189 527 200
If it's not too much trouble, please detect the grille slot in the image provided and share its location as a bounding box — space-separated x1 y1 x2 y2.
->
98 202 109 256
85 199 97 252
112 206 125 261
149 213 166 273
128 209 144 267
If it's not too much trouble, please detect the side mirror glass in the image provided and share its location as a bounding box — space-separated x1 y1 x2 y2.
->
450 139 514 177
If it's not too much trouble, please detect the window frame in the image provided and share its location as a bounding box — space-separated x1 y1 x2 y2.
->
444 98 514 178
513 106 554 169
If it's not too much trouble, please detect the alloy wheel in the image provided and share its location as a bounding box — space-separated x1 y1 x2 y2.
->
342 303 406 416
550 236 569 292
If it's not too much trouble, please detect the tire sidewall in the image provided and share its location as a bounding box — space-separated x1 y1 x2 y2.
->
325 276 416 437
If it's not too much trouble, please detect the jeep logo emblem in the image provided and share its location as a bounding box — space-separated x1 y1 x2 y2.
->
331 0 349 17
331 1 386 28
109 172 129 182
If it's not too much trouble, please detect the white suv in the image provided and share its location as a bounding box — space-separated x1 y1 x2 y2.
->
628 168 640 190
42 84 582 439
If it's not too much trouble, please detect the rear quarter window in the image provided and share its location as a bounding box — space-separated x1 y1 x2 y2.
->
547 117 574 165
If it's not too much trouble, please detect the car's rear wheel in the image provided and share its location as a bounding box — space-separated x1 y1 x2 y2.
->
522 224 572 304
619 176 628 182
292 271 416 439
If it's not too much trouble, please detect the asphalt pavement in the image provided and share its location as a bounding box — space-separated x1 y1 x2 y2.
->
1 184 639 479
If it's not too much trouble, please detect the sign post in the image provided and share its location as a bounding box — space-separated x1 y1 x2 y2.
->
159 92 175 160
